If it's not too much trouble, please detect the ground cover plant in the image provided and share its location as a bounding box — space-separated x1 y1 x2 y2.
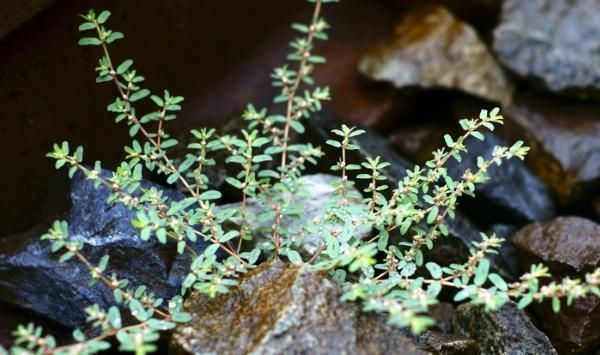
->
4 0 600 354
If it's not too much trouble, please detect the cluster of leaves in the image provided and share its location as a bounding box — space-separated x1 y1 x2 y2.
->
4 1 600 353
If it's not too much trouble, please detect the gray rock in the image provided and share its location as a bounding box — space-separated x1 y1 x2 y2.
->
0 169 209 328
416 331 479 355
218 174 372 257
494 0 600 97
453 302 557 355
170 260 429 355
359 5 513 105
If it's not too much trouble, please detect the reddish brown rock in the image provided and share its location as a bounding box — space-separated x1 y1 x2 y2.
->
512 217 600 353
502 94 600 204
358 5 513 105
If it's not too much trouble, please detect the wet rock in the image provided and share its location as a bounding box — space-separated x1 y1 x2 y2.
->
416 331 479 355
389 124 556 224
502 94 600 204
171 260 428 355
493 0 600 97
0 170 208 328
453 302 557 355
512 217 600 354
306 113 511 277
218 174 371 257
359 5 513 105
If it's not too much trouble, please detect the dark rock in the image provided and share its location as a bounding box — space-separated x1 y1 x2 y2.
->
0 0 56 40
453 302 557 355
416 331 479 355
501 94 600 204
171 260 428 355
389 124 556 224
0 302 70 349
428 302 455 333
359 5 513 105
218 174 371 257
488 224 521 277
512 217 600 354
0 170 208 328
513 217 600 275
493 0 600 97
306 113 511 278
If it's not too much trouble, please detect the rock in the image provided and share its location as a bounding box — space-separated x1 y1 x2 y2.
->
493 0 600 97
0 0 56 41
488 224 521 277
512 217 600 354
171 260 428 355
502 94 600 204
306 113 512 278
416 331 479 355
389 124 556 224
428 302 455 334
217 174 371 257
453 302 557 355
358 5 513 105
0 170 208 328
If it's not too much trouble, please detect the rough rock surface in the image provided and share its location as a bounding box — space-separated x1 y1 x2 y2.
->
359 5 513 105
389 125 556 223
416 331 479 355
0 170 208 328
512 217 600 353
453 302 557 355
502 94 600 204
307 113 511 278
0 0 55 40
171 260 428 355
494 0 600 96
218 174 371 257
488 224 521 277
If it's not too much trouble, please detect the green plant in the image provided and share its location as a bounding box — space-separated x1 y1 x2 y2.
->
4 1 600 354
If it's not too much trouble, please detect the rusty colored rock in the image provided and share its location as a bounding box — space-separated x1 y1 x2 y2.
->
358 5 513 105
512 217 600 354
502 94 600 205
494 0 600 97
170 260 428 355
453 302 557 355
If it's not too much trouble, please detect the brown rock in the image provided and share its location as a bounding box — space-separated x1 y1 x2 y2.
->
358 5 513 105
170 260 428 355
502 94 600 204
512 217 600 353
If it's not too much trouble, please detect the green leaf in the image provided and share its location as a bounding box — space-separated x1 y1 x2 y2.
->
252 155 272 163
199 190 222 200
79 37 102 46
474 259 490 286
161 139 178 148
488 273 507 291
129 89 150 102
443 134 454 147
289 120 305 134
97 10 111 24
426 262 442 279
105 31 124 43
117 59 133 75
287 250 303 265
78 22 96 31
